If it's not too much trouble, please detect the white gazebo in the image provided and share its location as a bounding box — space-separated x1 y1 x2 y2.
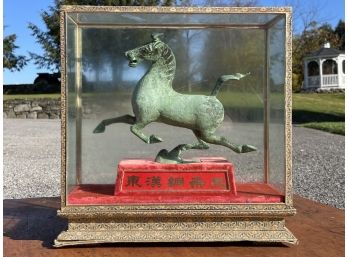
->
303 43 345 91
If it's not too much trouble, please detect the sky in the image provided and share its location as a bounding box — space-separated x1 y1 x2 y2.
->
3 0 345 84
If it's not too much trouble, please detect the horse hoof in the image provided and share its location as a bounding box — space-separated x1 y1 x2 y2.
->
93 124 105 133
155 149 183 164
148 135 163 144
241 145 257 153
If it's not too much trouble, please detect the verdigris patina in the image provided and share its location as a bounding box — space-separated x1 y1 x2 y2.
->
94 33 256 163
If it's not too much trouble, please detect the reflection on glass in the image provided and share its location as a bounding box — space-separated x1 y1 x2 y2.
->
75 28 265 184
66 17 77 193
268 17 285 193
71 12 278 26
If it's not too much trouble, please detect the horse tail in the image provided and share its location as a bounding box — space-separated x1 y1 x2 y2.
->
210 72 250 96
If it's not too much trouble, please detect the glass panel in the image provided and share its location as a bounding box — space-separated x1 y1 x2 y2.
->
77 28 265 185
66 16 77 194
70 12 278 27
268 16 285 194
64 11 287 205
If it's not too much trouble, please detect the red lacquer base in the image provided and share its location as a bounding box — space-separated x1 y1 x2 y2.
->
115 157 237 196
68 183 283 204
67 158 284 205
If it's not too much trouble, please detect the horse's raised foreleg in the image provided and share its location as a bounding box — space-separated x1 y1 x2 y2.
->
130 122 163 144
93 114 135 133
199 132 257 153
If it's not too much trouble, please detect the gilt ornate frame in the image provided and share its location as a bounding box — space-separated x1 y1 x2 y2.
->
55 5 296 247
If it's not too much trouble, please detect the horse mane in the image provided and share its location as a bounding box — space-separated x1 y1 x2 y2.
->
155 41 176 80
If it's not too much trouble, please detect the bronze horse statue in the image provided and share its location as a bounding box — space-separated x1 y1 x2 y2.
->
94 33 256 163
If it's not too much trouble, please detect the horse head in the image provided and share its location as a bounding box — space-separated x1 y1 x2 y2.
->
125 33 165 67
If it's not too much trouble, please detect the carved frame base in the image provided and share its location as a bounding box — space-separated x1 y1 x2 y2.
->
54 217 297 247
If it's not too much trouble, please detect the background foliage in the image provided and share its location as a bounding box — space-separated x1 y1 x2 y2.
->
292 21 345 92
3 34 28 71
28 0 258 72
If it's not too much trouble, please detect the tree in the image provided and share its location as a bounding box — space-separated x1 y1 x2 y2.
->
179 0 257 6
28 0 175 72
334 20 345 51
292 23 340 92
228 0 257 6
282 0 345 92
3 34 28 71
28 2 60 71
172 0 258 93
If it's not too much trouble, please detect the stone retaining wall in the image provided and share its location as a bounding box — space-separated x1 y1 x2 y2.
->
3 99 61 119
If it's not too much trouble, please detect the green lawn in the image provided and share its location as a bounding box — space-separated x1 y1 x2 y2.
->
301 122 345 135
3 91 345 135
3 93 60 100
293 93 345 135
292 93 344 117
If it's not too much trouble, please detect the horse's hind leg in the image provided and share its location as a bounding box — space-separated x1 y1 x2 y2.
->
199 132 256 153
188 138 209 150
131 122 163 144
170 138 209 156
163 131 209 158
171 131 209 153
93 114 135 133
155 132 209 163
188 131 210 150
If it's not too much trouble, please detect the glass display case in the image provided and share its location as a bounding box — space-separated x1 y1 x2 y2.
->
55 6 296 247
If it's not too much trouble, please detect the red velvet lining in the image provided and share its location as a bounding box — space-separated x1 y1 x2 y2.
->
68 183 284 205
67 158 284 205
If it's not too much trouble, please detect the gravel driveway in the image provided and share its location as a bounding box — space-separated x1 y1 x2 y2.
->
3 119 344 209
